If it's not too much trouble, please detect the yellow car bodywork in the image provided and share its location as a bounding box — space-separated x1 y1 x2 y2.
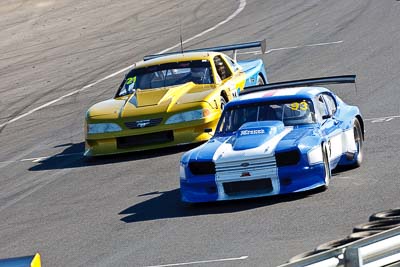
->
85 52 247 156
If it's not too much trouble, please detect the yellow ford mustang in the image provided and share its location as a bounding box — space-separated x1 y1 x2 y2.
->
85 41 268 156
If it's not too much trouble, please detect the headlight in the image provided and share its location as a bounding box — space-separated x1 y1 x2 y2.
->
165 109 211 124
307 145 323 165
87 123 122 134
180 163 187 180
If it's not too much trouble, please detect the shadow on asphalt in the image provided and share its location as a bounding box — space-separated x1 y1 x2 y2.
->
119 189 321 223
29 142 198 171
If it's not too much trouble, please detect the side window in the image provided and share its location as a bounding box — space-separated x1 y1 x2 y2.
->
223 55 240 72
213 56 232 80
322 94 337 115
315 95 329 121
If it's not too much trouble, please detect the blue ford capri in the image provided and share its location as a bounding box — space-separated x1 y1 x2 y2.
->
179 75 364 203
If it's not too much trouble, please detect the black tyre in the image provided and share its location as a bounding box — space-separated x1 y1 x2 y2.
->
369 208 400 221
316 236 362 250
256 75 265 85
348 230 381 239
353 219 400 233
322 143 331 189
352 119 363 167
220 96 227 110
288 249 328 263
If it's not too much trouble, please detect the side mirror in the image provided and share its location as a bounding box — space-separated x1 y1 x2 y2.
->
204 128 213 133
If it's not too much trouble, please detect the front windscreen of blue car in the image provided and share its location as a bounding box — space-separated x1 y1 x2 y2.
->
216 100 316 134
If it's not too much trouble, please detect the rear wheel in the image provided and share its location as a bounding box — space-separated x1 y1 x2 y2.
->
352 119 363 167
256 75 265 85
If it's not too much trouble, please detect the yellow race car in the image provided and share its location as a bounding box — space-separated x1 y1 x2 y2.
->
85 41 268 156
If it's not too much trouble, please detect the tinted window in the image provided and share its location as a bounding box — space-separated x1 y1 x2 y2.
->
213 56 232 80
315 95 329 121
322 94 337 115
223 55 240 72
117 60 213 96
216 100 316 134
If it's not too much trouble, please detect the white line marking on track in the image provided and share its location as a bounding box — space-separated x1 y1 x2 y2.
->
266 40 344 54
366 115 400 123
237 40 344 55
0 0 246 129
144 256 248 267
20 157 49 163
0 152 83 165
0 161 16 164
19 152 82 163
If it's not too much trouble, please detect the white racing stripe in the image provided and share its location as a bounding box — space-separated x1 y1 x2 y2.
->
213 127 293 162
213 127 293 200
144 256 248 267
0 0 247 129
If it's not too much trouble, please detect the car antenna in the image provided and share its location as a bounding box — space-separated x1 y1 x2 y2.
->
178 0 184 54
180 32 184 54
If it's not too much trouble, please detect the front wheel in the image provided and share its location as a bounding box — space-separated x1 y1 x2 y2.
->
220 96 227 110
322 143 331 189
256 75 265 85
352 119 363 167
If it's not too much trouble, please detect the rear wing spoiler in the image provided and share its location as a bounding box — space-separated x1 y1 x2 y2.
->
240 75 356 95
143 40 267 61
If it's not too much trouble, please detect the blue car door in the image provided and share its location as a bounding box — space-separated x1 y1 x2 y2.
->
315 93 343 165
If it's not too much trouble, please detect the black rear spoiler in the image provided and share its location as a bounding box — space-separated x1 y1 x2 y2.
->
143 40 267 61
241 75 356 95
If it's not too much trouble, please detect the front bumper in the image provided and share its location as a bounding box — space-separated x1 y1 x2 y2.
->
180 163 326 203
85 119 218 156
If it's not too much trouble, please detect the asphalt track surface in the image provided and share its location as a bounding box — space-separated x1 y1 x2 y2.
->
1 0 400 266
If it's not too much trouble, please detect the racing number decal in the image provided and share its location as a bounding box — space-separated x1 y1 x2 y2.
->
290 102 300 110
225 80 239 98
126 76 136 85
231 88 240 97
290 101 308 111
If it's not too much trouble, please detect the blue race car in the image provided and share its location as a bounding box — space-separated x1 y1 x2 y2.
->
179 75 364 203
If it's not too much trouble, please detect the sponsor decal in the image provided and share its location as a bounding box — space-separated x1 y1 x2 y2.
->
239 129 265 136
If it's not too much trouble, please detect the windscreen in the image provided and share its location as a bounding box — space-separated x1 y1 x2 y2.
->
216 100 316 134
117 60 213 96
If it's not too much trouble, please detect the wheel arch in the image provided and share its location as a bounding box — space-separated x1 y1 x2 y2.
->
258 72 267 84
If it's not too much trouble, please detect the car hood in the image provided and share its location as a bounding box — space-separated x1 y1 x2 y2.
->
213 121 292 163
87 82 216 120
183 122 316 163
